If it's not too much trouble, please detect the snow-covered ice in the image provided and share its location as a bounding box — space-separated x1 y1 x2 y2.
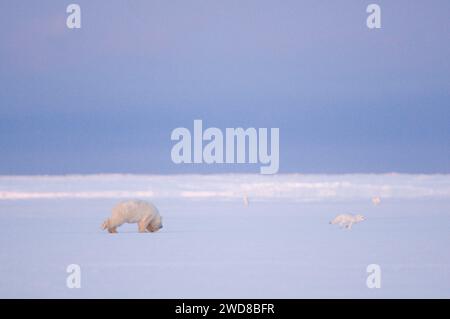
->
0 174 449 298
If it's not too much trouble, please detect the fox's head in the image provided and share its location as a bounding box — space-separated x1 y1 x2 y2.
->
355 214 365 222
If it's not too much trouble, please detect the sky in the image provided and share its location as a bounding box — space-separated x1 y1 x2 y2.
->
0 0 449 174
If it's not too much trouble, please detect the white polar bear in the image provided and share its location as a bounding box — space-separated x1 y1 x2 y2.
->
330 214 365 229
101 200 163 234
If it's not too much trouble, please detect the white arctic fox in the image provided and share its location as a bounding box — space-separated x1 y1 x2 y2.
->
101 200 163 234
330 214 365 229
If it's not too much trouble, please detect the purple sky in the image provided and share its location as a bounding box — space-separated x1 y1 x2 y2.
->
0 0 449 174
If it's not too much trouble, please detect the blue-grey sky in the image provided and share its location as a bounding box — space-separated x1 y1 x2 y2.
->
0 0 449 174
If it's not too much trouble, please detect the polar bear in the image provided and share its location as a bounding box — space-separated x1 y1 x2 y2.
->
101 200 163 234
330 214 365 229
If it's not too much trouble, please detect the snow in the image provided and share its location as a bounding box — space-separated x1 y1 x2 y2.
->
0 174 449 298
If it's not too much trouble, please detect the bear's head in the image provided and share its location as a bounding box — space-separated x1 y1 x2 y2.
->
147 215 163 232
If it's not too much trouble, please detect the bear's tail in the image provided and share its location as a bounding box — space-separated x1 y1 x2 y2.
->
101 219 109 230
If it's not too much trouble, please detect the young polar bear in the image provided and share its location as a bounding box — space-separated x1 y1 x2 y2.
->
330 214 365 229
102 200 163 234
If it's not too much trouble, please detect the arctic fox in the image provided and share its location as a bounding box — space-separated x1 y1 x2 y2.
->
330 214 365 229
101 200 163 234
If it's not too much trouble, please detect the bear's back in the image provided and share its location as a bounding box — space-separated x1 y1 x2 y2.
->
112 199 158 223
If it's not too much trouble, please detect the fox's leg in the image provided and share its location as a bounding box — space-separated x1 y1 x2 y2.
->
346 222 353 229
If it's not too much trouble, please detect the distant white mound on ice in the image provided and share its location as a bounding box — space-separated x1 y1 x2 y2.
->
243 195 249 207
372 196 381 205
